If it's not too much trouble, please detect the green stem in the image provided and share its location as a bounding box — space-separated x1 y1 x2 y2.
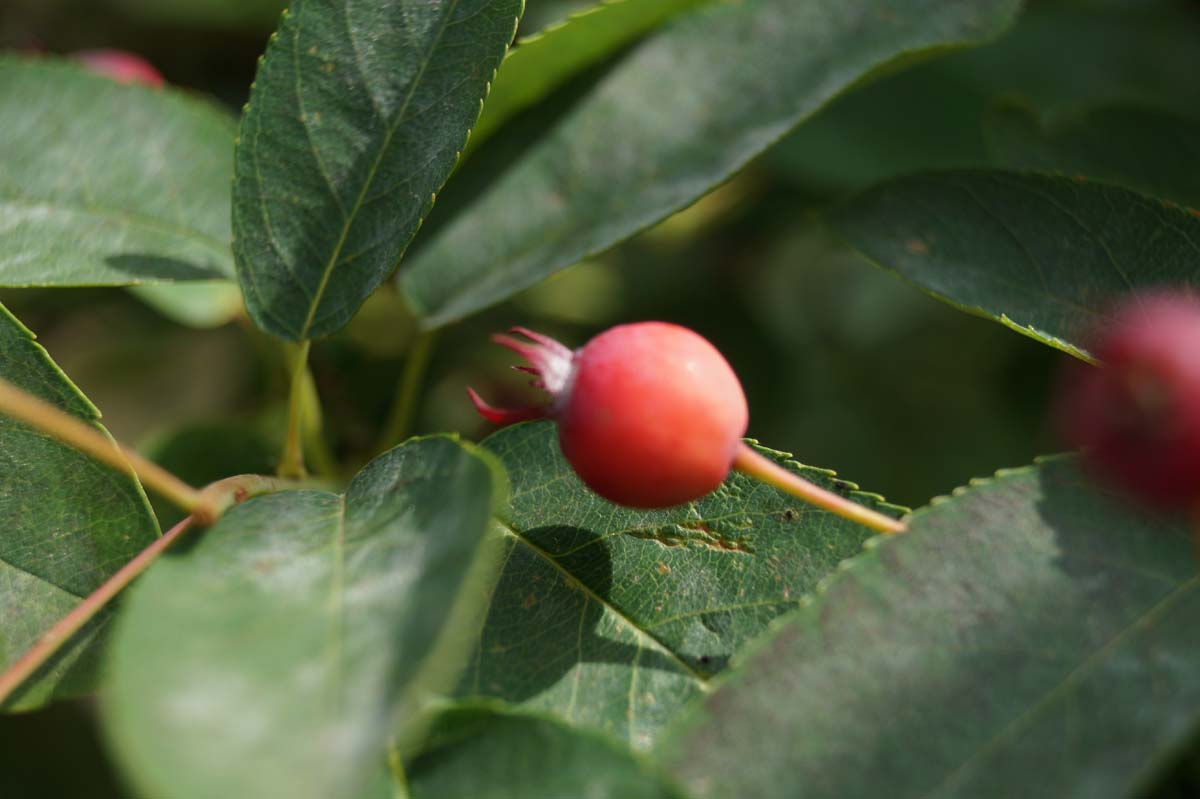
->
0 474 287 708
279 340 313 479
379 331 436 451
387 737 413 799
299 366 340 480
733 443 907 535
0 377 203 516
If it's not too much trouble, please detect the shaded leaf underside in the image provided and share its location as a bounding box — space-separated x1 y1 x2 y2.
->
831 170 1200 360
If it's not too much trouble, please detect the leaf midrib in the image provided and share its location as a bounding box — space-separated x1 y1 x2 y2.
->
494 518 708 685
297 0 464 340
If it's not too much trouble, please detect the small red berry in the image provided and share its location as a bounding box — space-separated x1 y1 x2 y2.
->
1057 290 1200 510
470 322 748 508
470 323 906 534
75 49 165 88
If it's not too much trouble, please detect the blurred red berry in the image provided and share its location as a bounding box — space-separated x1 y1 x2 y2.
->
469 322 748 508
1058 290 1200 510
75 49 165 88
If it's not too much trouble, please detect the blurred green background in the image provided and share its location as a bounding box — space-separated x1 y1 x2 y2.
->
3 0 1200 795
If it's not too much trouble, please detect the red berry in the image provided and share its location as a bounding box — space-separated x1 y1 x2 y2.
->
75 50 165 88
469 322 748 508
1057 291 1200 510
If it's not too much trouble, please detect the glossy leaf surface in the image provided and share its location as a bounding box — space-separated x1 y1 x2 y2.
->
105 437 500 799
232 0 522 340
0 58 236 286
659 457 1200 799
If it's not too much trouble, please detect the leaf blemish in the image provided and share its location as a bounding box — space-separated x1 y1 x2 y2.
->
631 522 755 554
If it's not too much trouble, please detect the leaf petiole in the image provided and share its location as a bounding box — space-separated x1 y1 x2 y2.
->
379 330 437 453
278 340 312 479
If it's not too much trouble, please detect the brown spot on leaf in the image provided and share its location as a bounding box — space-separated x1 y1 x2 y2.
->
905 238 929 255
522 593 536 610
656 561 671 575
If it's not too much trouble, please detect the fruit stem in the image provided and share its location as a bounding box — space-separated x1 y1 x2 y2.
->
279 339 312 479
0 376 204 517
379 330 437 452
0 473 287 708
733 443 907 535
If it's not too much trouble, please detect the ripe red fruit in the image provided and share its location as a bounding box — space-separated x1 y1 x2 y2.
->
74 49 165 88
1057 291 1200 510
469 322 906 534
471 322 747 507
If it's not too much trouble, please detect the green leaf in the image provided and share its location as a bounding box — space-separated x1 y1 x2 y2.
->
829 170 1200 360
232 0 522 341
656 457 1200 799
0 58 236 286
469 0 709 152
105 436 501 799
769 0 1200 193
0 303 158 711
397 0 1022 329
127 281 244 328
459 421 902 749
404 703 685 799
985 103 1200 210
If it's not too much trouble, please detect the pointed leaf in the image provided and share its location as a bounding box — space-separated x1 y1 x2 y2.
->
398 0 1022 329
657 457 1200 799
0 304 158 711
0 58 236 286
404 704 685 799
232 0 522 341
458 421 902 749
985 103 1200 210
830 170 1200 360
105 437 501 799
